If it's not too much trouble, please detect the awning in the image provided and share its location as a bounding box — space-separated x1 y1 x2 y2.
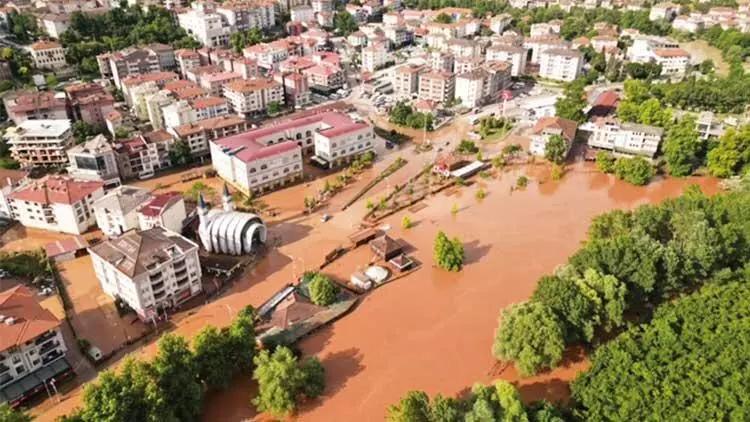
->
0 358 73 406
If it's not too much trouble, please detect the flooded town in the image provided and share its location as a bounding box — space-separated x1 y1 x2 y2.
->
0 0 748 421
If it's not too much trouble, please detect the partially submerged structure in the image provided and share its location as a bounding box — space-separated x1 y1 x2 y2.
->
197 184 267 255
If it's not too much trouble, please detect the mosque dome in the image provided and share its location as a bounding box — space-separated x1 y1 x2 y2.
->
197 185 267 255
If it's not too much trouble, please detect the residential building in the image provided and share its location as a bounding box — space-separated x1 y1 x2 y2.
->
41 13 71 39
178 2 231 47
311 0 333 13
3 91 68 125
223 79 285 118
429 51 455 73
485 44 527 77
529 116 578 156
653 48 691 77
216 1 276 31
93 185 152 236
530 22 561 37
591 35 618 52
384 26 410 48
162 100 197 129
198 72 242 97
0 286 68 400
312 113 375 168
446 38 483 58
170 115 249 157
454 56 484 74
538 48 583 82
66 135 121 188
99 44 176 89
490 13 513 34
673 15 704 33
192 97 229 121
273 72 311 108
8 176 104 234
64 83 116 127
629 36 690 77
5 120 73 168
145 91 175 130
137 192 187 233
695 111 726 140
0 170 27 219
580 117 664 158
394 64 424 100
418 71 455 104
650 2 678 21
113 131 175 179
291 5 314 22
302 65 344 89
89 227 202 321
175 49 202 78
362 44 391 72
523 35 569 63
29 41 67 70
455 62 511 108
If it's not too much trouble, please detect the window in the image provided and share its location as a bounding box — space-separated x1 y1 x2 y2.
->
306 130 311 136
332 142 337 148
294 164 300 169
296 133 302 139
249 167 256 173
260 164 267 170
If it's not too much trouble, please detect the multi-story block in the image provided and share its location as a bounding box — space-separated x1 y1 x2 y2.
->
8 176 104 234
455 61 511 108
454 56 484 74
649 2 678 21
122 72 180 117
384 25 410 48
311 0 333 13
64 83 116 127
6 120 73 168
485 44 527 77
223 79 285 117
192 97 229 121
89 227 202 321
418 71 455 104
113 131 175 179
312 112 375 168
162 100 198 128
291 5 314 22
489 13 512 34
629 36 690 77
446 39 482 58
29 41 67 70
0 170 27 220
539 48 583 82
580 117 664 158
170 115 249 157
302 65 344 89
591 35 618 53
66 135 121 188
93 185 152 236
673 15 704 33
175 49 202 78
199 71 243 97
216 1 276 31
523 35 569 64
273 72 311 108
652 48 691 77
362 44 391 72
529 116 578 156
429 51 455 73
178 2 232 47
0 286 68 399
3 91 68 125
99 44 176 89
137 192 187 233
394 64 424 100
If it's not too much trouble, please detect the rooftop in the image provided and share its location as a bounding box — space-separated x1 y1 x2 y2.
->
532 116 578 142
9 176 103 205
0 286 61 353
7 91 66 113
13 119 71 138
66 134 113 156
93 185 152 215
30 41 61 50
138 192 182 217
44 235 89 258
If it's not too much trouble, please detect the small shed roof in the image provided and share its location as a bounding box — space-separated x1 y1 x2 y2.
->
370 234 402 258
44 235 89 258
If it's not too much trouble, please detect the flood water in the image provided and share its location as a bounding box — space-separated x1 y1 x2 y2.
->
199 163 719 422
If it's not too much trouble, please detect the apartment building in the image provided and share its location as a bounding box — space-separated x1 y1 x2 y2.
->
490 13 512 34
302 65 344 89
580 117 664 158
66 135 121 188
8 176 104 234
137 192 187 233
429 51 455 73
64 83 116 127
113 130 176 180
178 2 232 47
223 79 285 118
98 44 176 88
485 44 527 77
591 35 618 53
170 115 249 157
529 116 578 156
673 15 704 33
446 39 482 58
291 5 314 22
3 91 68 125
384 25 410 48
454 56 484 74
313 113 375 168
216 1 276 31
649 2 678 21
394 64 424 100
418 71 455 104
93 185 152 236
273 72 311 108
89 227 202 321
653 48 691 77
0 170 27 220
362 44 391 72
530 21 562 37
629 36 690 77
6 120 73 168
0 286 68 403
243 41 293 69
523 35 569 63
455 62 511 108
192 97 229 121
175 49 202 77
539 48 583 82
29 41 67 70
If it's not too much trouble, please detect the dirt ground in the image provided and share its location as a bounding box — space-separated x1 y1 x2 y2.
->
0 226 71 253
31 154 720 421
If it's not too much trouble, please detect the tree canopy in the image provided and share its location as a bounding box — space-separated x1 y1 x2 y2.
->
663 115 702 177
252 346 325 417
613 157 655 186
544 135 568 165
554 80 588 123
307 272 340 306
434 231 465 272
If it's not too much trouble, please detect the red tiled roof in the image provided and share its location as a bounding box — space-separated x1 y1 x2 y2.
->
8 92 66 113
594 90 620 108
0 286 61 353
44 235 89 257
191 97 226 109
654 48 690 58
138 192 181 217
30 40 61 50
9 176 103 205
532 116 578 142
319 122 369 138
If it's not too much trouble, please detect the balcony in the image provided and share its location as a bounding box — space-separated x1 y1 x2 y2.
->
151 281 165 292
176 276 189 287
38 339 60 355
41 349 63 365
0 363 9 374
148 272 162 282
173 259 186 270
35 330 57 345
154 290 166 300
174 269 187 279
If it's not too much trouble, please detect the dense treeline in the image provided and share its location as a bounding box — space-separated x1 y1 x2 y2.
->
389 102 435 131
387 380 567 422
493 185 750 376
572 281 750 421
60 7 199 76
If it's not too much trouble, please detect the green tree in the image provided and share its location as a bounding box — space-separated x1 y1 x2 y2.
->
151 334 203 422
114 126 130 139
554 81 588 123
707 126 750 177
495 380 529 422
300 357 325 398
532 275 598 342
186 181 216 202
434 231 464 272
307 272 340 306
387 390 431 422
699 59 715 74
334 11 359 36
613 157 655 186
193 325 234 390
72 121 99 145
252 347 306 417
434 13 453 23
0 404 31 422
595 151 616 173
430 394 463 422
544 135 567 165
227 305 257 373
246 27 263 46
402 215 413 229
663 115 701 176
168 139 193 167
492 302 566 376
267 100 282 115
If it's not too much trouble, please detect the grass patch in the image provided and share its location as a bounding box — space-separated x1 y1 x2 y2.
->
481 127 511 144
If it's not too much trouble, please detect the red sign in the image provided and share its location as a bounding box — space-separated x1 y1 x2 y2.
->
502 90 513 101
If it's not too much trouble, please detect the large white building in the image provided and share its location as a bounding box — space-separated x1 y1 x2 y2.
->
93 185 152 237
178 2 232 47
89 227 203 321
455 62 511 108
362 44 391 72
29 41 67 70
628 36 690 77
223 79 285 118
0 286 68 396
0 170 27 220
197 185 267 255
485 44 527 77
5 120 74 168
8 176 104 234
66 135 121 188
539 48 583 82
529 116 578 157
580 117 664 158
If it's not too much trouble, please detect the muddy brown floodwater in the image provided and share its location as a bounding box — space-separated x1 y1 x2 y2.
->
200 163 719 422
